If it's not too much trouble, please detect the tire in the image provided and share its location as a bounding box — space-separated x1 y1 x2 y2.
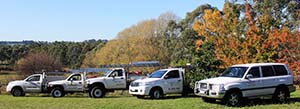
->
223 91 243 107
11 87 25 97
90 86 105 98
88 90 93 98
51 87 65 98
150 88 163 99
136 95 144 99
273 87 288 103
202 97 216 103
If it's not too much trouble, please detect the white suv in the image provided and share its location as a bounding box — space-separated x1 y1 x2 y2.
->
194 63 296 106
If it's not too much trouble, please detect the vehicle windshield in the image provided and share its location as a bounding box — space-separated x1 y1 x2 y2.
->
148 70 168 78
221 67 249 78
104 70 112 76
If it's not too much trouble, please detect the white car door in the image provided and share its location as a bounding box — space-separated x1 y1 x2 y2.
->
66 74 84 91
24 74 42 93
105 69 126 89
163 70 182 94
261 66 277 95
242 67 264 97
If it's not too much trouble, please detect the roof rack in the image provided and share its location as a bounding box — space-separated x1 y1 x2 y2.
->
99 61 165 68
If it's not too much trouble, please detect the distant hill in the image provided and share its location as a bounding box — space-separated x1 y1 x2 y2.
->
0 40 34 45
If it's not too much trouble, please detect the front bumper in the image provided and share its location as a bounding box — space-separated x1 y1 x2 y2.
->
6 85 12 92
129 86 151 96
194 88 225 99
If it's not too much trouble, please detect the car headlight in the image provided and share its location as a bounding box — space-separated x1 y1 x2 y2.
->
140 82 154 86
210 84 225 91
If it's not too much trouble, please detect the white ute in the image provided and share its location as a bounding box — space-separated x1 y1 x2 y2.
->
129 68 186 99
6 73 64 96
194 63 296 106
48 68 144 98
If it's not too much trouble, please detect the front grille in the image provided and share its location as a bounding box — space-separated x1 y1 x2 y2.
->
130 82 139 87
130 89 138 92
200 83 208 89
209 84 212 90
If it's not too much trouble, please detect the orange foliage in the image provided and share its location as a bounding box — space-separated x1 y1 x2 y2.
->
264 28 300 80
193 2 300 77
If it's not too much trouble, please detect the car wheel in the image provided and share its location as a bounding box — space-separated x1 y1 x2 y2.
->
88 90 93 98
150 88 163 99
273 87 288 103
223 91 242 107
202 97 216 103
51 87 65 98
91 86 105 98
11 87 25 97
136 95 144 99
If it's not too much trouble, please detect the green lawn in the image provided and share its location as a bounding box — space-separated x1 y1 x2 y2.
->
0 91 300 109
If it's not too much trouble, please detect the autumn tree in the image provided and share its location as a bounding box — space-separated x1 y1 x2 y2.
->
192 0 300 80
82 12 179 67
15 52 62 75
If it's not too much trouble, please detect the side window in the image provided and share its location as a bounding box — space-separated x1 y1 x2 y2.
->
273 65 288 76
109 70 123 77
261 66 275 77
68 74 81 81
247 67 260 78
165 70 180 79
26 75 41 81
117 70 123 76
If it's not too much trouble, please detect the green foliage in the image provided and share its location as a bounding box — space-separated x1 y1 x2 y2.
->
187 42 222 87
0 39 106 69
163 4 222 86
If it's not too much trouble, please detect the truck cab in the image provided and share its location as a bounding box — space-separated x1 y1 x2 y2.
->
87 68 128 98
129 68 185 99
48 73 86 97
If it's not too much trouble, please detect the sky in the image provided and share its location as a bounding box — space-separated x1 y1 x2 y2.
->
0 0 224 42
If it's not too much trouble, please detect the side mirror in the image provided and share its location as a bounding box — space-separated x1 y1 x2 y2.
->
164 75 169 79
246 74 253 79
111 73 116 78
70 78 74 81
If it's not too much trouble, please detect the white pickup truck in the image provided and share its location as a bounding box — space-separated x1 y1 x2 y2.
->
48 68 144 98
129 68 187 99
6 73 64 96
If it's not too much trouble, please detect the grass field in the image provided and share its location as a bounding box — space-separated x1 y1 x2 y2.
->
0 91 300 109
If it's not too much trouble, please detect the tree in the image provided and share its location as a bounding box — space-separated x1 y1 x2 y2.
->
82 12 180 67
192 0 300 81
15 52 62 75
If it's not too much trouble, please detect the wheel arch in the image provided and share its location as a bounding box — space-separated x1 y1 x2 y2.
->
150 86 164 94
51 85 65 91
276 84 288 90
12 86 24 92
275 84 289 96
89 82 106 89
225 88 243 97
